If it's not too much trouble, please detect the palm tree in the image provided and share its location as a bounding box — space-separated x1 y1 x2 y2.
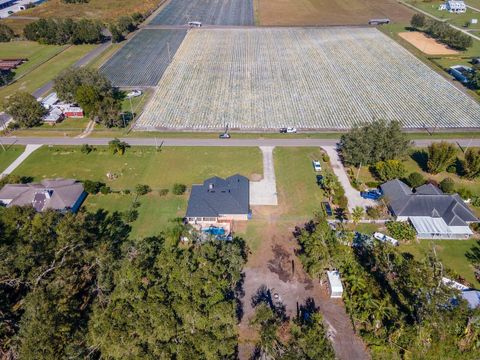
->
351 206 364 225
108 138 130 155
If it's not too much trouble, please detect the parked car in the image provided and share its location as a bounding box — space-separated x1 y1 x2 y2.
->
316 174 324 187
219 133 231 139
360 189 382 200
280 127 297 133
126 90 142 99
373 232 399 246
188 21 202 27
322 202 333 216
312 160 321 172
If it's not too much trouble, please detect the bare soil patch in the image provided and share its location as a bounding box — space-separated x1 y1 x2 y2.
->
399 31 459 55
257 0 413 26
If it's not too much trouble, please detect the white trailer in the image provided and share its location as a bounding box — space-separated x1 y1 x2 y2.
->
374 232 399 246
327 270 343 298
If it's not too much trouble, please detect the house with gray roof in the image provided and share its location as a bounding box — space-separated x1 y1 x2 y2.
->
380 179 477 239
0 179 86 213
186 175 250 226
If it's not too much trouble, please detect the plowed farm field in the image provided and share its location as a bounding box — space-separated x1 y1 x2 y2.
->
256 0 413 26
137 28 480 130
100 29 186 87
149 0 254 25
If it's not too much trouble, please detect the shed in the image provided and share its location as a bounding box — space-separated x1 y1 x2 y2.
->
63 106 84 118
327 270 343 298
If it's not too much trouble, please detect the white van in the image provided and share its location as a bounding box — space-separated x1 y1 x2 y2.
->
188 21 202 27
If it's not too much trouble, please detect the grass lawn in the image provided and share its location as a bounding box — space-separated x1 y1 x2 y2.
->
12 145 263 237
0 44 95 103
0 145 24 173
12 146 263 190
0 41 67 79
18 0 162 21
400 239 480 287
274 147 328 221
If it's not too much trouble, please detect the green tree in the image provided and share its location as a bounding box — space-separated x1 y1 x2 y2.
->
108 138 130 155
0 23 14 42
340 120 410 166
407 172 425 188
94 96 122 127
172 183 186 195
351 206 364 224
75 84 100 116
134 184 151 195
427 141 457 174
385 221 416 242
410 13 426 29
109 23 124 43
463 148 480 179
3 92 46 128
440 177 455 193
374 159 406 181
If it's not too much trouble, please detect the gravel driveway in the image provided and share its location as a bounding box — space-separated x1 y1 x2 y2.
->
323 146 376 211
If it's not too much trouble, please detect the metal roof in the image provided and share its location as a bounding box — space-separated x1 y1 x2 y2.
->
410 216 473 235
327 271 343 292
186 174 249 217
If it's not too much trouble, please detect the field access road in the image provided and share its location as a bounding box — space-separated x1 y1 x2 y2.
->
1 137 480 147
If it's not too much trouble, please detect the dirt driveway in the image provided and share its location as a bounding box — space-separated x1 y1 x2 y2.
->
238 206 369 359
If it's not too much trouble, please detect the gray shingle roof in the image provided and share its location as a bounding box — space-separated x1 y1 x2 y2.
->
380 180 477 225
0 179 85 212
186 174 249 217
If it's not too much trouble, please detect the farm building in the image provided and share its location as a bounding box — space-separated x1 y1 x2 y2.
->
40 92 59 110
450 65 473 84
0 59 25 71
185 175 250 229
327 270 343 298
43 108 64 124
0 179 86 213
63 106 83 118
380 180 477 239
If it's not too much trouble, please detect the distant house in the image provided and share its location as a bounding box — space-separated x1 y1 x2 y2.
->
380 180 477 239
38 92 84 120
446 0 467 13
185 175 250 226
0 179 86 213
63 106 84 118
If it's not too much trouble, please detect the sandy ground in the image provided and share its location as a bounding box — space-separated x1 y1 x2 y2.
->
399 31 459 55
237 205 369 359
257 0 413 26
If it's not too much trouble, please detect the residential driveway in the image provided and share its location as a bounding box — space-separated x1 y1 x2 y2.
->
249 146 278 206
0 144 42 178
322 146 376 211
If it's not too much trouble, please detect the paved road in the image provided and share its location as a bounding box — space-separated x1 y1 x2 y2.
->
32 41 112 98
1 137 480 147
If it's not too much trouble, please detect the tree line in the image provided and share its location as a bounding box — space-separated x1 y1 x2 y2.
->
24 18 103 45
0 206 248 359
411 14 473 51
295 213 480 359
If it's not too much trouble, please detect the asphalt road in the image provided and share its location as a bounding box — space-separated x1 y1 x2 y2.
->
1 137 480 147
31 41 112 98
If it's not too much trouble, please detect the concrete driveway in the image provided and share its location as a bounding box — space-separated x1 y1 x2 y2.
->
323 146 376 211
250 146 278 206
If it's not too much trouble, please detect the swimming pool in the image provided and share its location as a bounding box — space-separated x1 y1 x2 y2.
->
202 227 226 236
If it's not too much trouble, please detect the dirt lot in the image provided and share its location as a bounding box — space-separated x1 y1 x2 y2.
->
256 0 413 25
237 206 369 359
398 31 459 55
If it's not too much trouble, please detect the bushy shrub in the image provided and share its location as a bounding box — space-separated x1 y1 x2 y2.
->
100 185 111 195
406 172 425 188
83 180 104 194
172 183 186 195
457 187 473 200
334 195 348 209
365 181 381 188
123 189 131 195
122 209 138 223
135 184 151 196
322 153 330 163
427 141 457 174
386 221 416 242
440 177 455 194
446 165 457 174
374 160 406 182
159 189 169 196
80 144 94 154
366 206 382 219
0 23 14 42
